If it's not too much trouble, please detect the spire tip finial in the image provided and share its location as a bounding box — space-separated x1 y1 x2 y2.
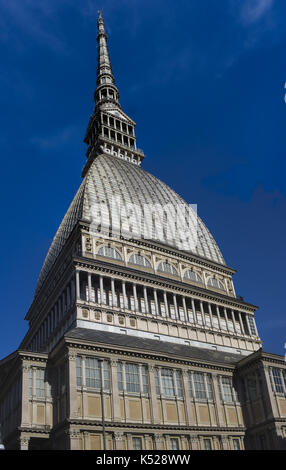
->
98 9 102 18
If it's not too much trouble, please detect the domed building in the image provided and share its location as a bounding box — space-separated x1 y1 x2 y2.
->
0 12 285 451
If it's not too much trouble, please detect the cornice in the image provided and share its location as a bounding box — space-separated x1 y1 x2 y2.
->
63 338 237 372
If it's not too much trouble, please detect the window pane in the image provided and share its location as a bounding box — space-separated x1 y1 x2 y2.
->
117 362 123 391
175 371 183 398
193 373 207 399
125 363 140 393
170 438 179 450
141 365 149 394
161 369 175 397
272 368 284 394
36 369 45 398
233 439 240 450
204 439 212 450
220 377 233 403
132 437 142 450
76 357 82 387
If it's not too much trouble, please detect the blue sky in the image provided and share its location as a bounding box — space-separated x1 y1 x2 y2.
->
0 0 285 358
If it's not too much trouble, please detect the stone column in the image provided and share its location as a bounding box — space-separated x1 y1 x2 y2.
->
238 312 245 335
122 281 128 309
182 370 193 425
126 433 133 450
221 436 229 450
21 364 30 427
76 271 81 300
111 278 116 307
83 431 89 450
173 294 179 320
154 289 159 316
111 360 121 421
144 286 149 314
163 292 169 318
67 352 78 419
154 434 164 450
68 430 80 450
223 308 230 332
133 283 138 312
88 273 92 303
190 435 199 450
231 309 237 334
182 297 188 322
114 432 124 450
191 298 197 324
148 366 160 424
200 301 206 326
216 305 222 330
208 303 214 329
19 435 30 450
212 374 224 426
99 275 104 305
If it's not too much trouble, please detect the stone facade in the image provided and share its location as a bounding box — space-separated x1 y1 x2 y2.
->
0 12 285 451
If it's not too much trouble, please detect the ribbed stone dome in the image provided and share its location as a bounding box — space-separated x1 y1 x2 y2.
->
35 153 225 295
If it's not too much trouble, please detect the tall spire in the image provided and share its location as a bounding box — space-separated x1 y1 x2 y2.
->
82 11 145 177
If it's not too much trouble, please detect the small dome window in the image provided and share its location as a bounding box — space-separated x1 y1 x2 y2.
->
207 277 225 290
184 270 203 283
158 261 178 276
98 246 122 260
129 253 151 268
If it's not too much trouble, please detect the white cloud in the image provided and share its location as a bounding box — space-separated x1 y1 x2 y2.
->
240 0 274 25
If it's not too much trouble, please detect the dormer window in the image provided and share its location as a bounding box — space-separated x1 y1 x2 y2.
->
129 253 152 268
98 246 122 260
158 261 178 276
207 277 225 291
184 270 203 284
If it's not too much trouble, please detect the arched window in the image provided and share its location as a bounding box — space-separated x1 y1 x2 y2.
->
157 261 178 276
184 270 203 284
207 277 225 291
129 253 152 268
98 246 122 260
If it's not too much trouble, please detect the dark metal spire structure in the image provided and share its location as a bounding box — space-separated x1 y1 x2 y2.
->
82 12 145 177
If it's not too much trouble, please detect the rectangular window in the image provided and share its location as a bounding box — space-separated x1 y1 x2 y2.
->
233 438 240 450
193 373 207 400
85 358 110 390
117 362 123 391
76 357 82 387
170 438 179 450
125 363 140 393
175 370 183 398
161 369 175 397
36 369 45 398
271 368 284 394
204 438 212 450
141 365 149 394
132 437 142 450
220 376 234 403
248 316 257 336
